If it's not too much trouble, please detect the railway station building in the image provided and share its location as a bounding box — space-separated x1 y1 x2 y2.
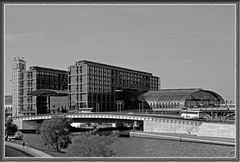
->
12 58 160 115
68 60 160 112
138 88 225 114
12 58 68 116
12 58 228 117
21 66 68 116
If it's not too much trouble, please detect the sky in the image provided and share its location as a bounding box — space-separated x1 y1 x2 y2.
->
4 4 236 102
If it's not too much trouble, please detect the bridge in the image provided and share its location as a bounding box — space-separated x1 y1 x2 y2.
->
12 112 235 139
12 112 185 131
13 112 184 121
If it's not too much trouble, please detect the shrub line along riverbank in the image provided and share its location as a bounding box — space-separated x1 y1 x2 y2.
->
5 142 53 157
5 131 235 157
130 131 235 146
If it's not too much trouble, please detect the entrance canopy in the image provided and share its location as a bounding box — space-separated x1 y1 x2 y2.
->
28 89 69 96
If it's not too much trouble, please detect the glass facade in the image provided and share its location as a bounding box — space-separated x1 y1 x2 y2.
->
139 89 225 112
12 59 160 115
21 70 37 115
68 60 160 112
20 66 68 115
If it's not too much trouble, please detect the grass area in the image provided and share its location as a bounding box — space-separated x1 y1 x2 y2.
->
15 133 66 157
17 132 117 157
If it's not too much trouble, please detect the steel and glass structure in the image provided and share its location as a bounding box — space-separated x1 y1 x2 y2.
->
68 60 160 112
21 66 68 115
5 95 12 117
138 88 225 112
11 58 68 116
12 57 26 117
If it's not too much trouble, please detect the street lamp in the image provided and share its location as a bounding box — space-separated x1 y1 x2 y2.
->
138 102 144 114
139 102 141 113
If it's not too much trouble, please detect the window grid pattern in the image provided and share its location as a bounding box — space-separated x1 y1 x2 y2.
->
21 67 68 115
68 61 160 112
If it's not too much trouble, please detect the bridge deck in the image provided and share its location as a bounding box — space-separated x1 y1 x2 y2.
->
13 112 235 124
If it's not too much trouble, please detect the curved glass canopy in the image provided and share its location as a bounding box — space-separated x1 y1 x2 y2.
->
138 88 225 110
28 89 69 96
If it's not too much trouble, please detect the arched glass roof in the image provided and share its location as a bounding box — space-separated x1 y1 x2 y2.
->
138 88 225 104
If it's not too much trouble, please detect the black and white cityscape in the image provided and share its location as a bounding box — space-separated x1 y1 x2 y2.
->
3 3 237 160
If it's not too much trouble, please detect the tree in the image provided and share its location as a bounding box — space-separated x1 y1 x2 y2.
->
39 116 72 152
66 132 117 157
5 117 18 141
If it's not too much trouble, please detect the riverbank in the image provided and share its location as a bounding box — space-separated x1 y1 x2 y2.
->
10 134 66 157
130 131 235 146
5 142 52 157
5 131 235 157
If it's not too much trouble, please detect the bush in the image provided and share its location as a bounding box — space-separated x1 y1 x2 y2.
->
5 117 18 141
66 132 117 157
13 131 23 140
39 116 72 152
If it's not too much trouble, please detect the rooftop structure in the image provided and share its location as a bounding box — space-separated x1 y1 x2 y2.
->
29 89 69 96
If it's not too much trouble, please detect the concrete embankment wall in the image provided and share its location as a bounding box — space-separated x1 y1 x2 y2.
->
144 120 235 138
129 131 235 146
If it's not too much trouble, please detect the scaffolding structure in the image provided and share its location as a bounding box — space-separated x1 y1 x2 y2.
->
12 57 26 117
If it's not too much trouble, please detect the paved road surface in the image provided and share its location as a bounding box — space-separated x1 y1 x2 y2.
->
5 146 34 157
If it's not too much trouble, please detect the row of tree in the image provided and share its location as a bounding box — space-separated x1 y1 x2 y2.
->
5 116 117 157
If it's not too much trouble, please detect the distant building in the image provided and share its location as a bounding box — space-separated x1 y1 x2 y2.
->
68 60 160 112
5 95 12 117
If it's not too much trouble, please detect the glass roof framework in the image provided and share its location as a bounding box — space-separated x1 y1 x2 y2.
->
138 89 225 109
28 89 69 96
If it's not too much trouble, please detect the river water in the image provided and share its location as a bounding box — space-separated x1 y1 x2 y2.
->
21 132 235 157
110 137 235 157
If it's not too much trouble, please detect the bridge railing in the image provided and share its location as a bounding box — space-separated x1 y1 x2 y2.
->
12 112 235 124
